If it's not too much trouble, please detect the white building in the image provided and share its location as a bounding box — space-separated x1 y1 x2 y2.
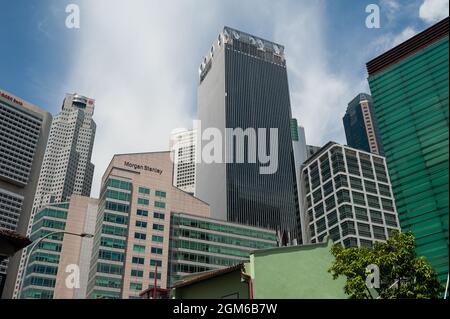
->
301 142 400 248
170 129 196 195
13 93 96 298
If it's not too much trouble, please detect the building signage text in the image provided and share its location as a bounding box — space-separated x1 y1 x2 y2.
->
124 161 163 175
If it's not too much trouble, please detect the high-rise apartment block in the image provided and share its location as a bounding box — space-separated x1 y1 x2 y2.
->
20 196 97 299
301 142 400 248
367 17 449 283
196 27 299 242
10 93 97 299
0 89 52 297
170 129 196 195
343 93 384 156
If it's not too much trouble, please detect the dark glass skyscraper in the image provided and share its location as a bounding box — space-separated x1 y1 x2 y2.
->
196 27 300 243
343 93 384 156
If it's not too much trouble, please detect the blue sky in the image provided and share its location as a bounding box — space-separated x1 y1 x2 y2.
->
0 0 448 196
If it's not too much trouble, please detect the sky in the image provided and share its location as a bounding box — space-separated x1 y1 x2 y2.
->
0 0 448 197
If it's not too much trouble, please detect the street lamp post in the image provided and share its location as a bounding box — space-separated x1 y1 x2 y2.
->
18 231 93 299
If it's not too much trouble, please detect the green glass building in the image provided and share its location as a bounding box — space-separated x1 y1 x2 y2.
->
367 18 449 283
168 212 278 287
21 203 69 299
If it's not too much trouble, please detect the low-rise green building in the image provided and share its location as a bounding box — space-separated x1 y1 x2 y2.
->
172 240 347 299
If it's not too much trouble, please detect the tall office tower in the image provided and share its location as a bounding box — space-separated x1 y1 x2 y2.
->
11 93 96 299
343 93 384 156
196 27 299 242
86 152 210 299
301 142 400 248
0 89 52 298
367 18 449 284
168 212 277 287
20 196 97 299
170 129 196 195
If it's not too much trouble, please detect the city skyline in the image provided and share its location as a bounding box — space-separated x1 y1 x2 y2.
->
0 2 448 299
0 0 448 198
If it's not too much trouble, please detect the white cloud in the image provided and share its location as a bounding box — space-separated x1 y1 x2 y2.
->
272 3 362 147
419 0 449 24
392 26 418 46
368 26 418 58
380 0 401 25
66 1 361 196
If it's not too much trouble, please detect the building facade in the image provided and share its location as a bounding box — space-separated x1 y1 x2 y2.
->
0 89 52 298
168 212 277 287
343 93 384 156
367 18 449 283
86 152 210 299
301 142 400 248
20 196 97 299
11 93 97 298
170 129 196 195
196 27 299 242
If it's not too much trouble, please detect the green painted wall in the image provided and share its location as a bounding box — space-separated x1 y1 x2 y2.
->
249 241 347 299
174 270 249 299
368 36 449 284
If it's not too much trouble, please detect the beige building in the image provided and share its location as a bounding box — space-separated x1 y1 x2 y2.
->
20 195 98 299
87 151 210 299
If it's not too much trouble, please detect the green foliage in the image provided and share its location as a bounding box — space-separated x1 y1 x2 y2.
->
329 232 443 299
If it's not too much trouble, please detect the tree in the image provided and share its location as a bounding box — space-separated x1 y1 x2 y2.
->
329 232 443 299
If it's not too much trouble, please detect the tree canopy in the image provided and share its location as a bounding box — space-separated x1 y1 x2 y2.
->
329 232 443 299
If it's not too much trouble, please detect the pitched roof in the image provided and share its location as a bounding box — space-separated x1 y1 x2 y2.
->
172 264 244 289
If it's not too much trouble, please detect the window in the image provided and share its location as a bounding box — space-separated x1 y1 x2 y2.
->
149 272 162 280
134 232 147 240
133 245 145 253
381 199 394 212
139 187 150 195
373 226 386 240
155 191 166 198
326 211 338 228
153 224 164 232
130 282 143 291
151 247 163 255
352 192 366 206
153 212 165 220
341 221 356 236
152 235 164 243
384 213 398 227
314 203 324 219
131 269 144 278
135 220 148 228
350 177 363 190
138 198 149 206
154 201 166 209
325 195 336 211
370 210 383 224
354 207 369 221
364 180 377 194
357 223 371 238
150 259 162 267
132 257 145 265
334 174 348 189
339 205 353 220
137 209 148 217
